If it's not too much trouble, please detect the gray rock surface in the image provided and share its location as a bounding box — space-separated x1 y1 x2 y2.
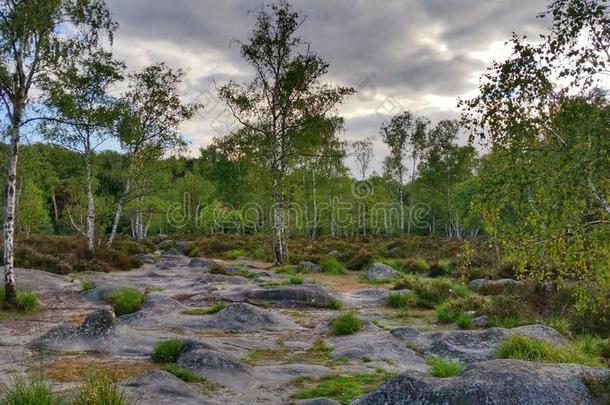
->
473 315 490 328
78 307 116 337
365 263 398 281
188 258 215 268
298 261 323 273
192 302 301 331
351 359 610 405
468 278 523 292
121 370 216 405
391 324 566 363
296 398 342 405
226 285 339 308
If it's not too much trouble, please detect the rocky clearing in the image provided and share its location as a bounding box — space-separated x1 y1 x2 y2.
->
0 248 608 405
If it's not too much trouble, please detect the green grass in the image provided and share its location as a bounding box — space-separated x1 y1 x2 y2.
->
402 258 431 273
74 371 131 405
426 356 465 377
223 249 249 259
0 287 40 312
387 292 416 309
0 378 63 404
152 338 187 363
182 302 226 315
394 277 473 309
293 371 395 404
81 280 95 291
105 287 145 316
456 312 474 329
329 298 343 310
319 257 346 275
496 334 602 367
161 363 207 383
289 276 304 284
331 312 362 336
488 314 532 328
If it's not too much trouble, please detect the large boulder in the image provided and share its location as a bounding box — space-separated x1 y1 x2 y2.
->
121 370 213 405
190 302 300 331
188 258 215 269
230 285 339 308
78 307 116 337
365 263 398 281
298 261 322 273
390 324 566 363
351 359 610 405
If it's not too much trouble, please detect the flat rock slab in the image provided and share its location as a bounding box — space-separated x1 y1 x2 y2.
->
351 359 610 405
222 285 339 308
328 332 427 372
390 324 566 363
186 302 301 331
121 370 219 405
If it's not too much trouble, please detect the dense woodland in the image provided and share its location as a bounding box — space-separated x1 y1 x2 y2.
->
0 0 608 322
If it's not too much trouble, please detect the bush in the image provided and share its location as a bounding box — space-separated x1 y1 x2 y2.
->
346 251 374 271
387 292 416 309
152 338 187 363
319 257 346 275
403 258 431 274
75 371 131 405
0 378 62 405
223 249 249 259
496 334 601 367
415 278 472 309
105 287 145 316
161 363 206 383
331 312 362 336
429 260 453 277
426 356 465 377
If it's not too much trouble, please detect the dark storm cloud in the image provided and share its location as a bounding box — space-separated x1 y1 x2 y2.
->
105 0 549 173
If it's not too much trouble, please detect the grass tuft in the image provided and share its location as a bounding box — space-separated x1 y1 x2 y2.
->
105 287 145 316
0 378 62 405
329 299 343 310
426 356 465 377
0 288 40 312
289 276 304 285
293 371 394 404
386 292 416 309
319 257 346 275
161 363 206 383
331 312 362 336
496 334 602 367
75 371 131 405
81 280 95 291
152 338 187 363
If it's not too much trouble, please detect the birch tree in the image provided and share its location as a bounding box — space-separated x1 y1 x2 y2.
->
218 1 353 263
107 63 201 246
0 0 115 305
41 49 124 252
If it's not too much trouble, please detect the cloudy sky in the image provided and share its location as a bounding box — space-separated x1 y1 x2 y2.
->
105 0 549 175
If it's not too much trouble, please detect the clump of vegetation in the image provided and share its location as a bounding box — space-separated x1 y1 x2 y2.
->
0 287 40 313
0 378 61 405
292 370 394 404
496 334 602 367
289 276 304 284
387 292 416 309
152 338 187 363
223 249 249 259
81 280 95 291
456 312 474 329
329 299 343 310
331 312 362 336
105 287 145 316
402 258 431 274
426 356 465 377
428 259 453 277
182 302 226 315
161 363 206 383
395 277 472 309
319 257 346 275
346 251 374 271
75 371 131 405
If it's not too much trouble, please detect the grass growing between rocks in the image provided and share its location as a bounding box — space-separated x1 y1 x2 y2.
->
0 378 62 405
161 363 206 383
81 280 94 291
105 287 145 316
426 356 465 377
34 357 158 383
292 370 395 404
182 302 226 315
387 292 416 309
496 334 602 367
152 338 187 363
319 257 347 275
331 312 362 336
242 338 333 366
394 276 472 309
75 371 132 405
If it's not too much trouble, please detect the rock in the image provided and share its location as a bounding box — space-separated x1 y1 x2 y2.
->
239 285 339 308
298 261 322 273
175 241 193 254
345 288 397 308
391 324 566 363
178 343 252 389
296 398 342 405
163 248 182 257
327 250 342 258
120 295 184 324
191 302 300 331
351 359 610 405
473 315 490 328
157 261 177 270
139 254 157 264
188 258 215 269
328 333 427 372
365 262 398 281
121 370 212 405
78 307 116 337
468 278 523 292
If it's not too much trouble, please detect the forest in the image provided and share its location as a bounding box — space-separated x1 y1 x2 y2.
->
0 0 609 404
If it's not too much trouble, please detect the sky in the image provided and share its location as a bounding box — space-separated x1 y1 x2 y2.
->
105 0 549 176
